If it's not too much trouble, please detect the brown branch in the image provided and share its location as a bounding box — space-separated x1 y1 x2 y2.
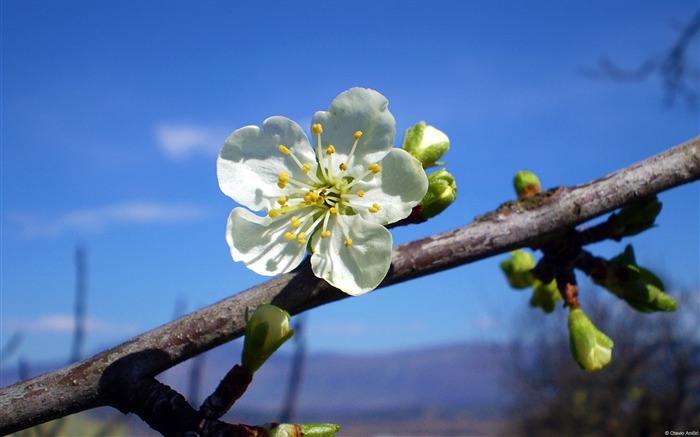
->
1 136 698 435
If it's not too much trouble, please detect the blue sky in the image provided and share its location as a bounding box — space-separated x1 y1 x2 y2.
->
2 0 698 365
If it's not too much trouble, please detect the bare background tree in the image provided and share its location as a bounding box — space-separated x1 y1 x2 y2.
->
507 290 700 437
583 11 700 111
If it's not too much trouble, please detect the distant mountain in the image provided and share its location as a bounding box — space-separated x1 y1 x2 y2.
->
2 341 513 436
158 341 513 418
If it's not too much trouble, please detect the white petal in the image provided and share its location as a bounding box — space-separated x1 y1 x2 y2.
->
217 116 316 212
226 207 307 276
351 148 428 225
310 214 393 295
311 88 395 174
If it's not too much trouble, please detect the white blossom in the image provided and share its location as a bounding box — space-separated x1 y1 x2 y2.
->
217 88 427 295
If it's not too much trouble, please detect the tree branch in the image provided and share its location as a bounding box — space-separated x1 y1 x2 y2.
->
1 136 698 435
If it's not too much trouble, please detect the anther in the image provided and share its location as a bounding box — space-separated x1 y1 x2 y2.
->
301 163 311 174
329 207 338 214
339 163 348 171
279 145 291 155
291 216 301 228
344 238 353 247
269 209 280 218
321 230 331 238
353 131 363 140
312 124 323 134
326 145 336 155
277 196 289 206
368 163 381 174
284 232 296 241
278 171 290 189
297 232 307 244
357 190 365 198
368 203 381 213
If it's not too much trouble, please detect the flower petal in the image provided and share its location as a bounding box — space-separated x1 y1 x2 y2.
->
217 116 316 212
311 88 395 174
226 207 307 276
310 214 393 295
351 148 428 225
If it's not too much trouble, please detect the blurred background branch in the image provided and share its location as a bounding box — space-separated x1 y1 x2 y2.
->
582 11 700 111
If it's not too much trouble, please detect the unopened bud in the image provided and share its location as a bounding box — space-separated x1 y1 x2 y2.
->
609 196 662 239
568 307 614 372
513 170 541 199
500 249 536 289
401 121 450 168
261 423 341 437
529 279 562 313
604 245 677 313
420 169 457 218
242 304 295 373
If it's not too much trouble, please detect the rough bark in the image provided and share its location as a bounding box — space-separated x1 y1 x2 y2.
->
1 136 698 435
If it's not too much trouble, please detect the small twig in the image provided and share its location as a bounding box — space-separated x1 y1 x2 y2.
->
199 365 253 421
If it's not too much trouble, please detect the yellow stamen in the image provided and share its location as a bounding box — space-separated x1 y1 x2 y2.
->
368 163 381 174
312 123 323 134
301 163 311 174
329 207 338 214
368 203 381 213
357 190 365 198
291 216 301 228
339 163 348 171
284 232 296 241
353 130 363 140
321 230 331 238
297 232 307 244
344 238 353 247
277 171 290 189
269 209 280 218
326 145 336 155
304 190 318 205
279 145 291 155
277 196 289 206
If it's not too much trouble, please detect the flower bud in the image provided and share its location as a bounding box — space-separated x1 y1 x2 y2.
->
241 304 295 373
568 307 614 372
609 196 662 239
401 121 450 168
604 245 677 313
529 279 562 313
513 170 541 199
420 169 457 218
500 249 536 289
261 423 341 437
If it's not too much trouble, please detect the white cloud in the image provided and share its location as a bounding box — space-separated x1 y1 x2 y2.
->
4 314 140 335
11 201 210 238
155 123 225 160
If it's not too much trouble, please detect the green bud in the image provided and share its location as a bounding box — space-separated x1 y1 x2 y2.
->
568 307 614 372
500 249 536 289
401 121 450 168
260 423 341 437
513 170 541 199
241 304 295 373
298 423 342 436
529 279 562 313
604 245 677 313
610 196 662 239
420 169 457 218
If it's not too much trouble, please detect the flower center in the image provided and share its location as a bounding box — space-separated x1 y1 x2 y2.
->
268 123 383 247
